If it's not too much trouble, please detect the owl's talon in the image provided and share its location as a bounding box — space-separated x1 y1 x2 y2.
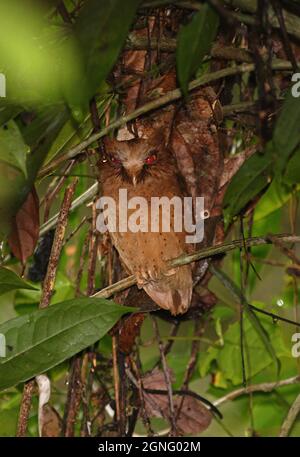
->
164 267 177 277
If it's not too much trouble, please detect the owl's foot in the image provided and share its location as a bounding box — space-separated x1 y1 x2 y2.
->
135 265 162 288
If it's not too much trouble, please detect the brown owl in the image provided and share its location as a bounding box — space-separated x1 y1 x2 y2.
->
99 131 193 315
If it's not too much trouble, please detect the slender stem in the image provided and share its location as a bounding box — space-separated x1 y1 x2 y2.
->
38 60 293 179
39 183 98 237
126 36 253 62
279 392 300 437
92 234 300 299
40 179 78 308
213 375 300 407
16 381 35 437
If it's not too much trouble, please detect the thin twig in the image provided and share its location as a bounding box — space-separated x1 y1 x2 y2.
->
213 375 300 407
38 60 293 179
271 0 298 72
90 234 300 300
40 179 78 308
112 336 121 431
279 392 300 437
268 234 300 266
39 182 98 237
16 381 35 437
152 316 177 435
249 304 300 327
63 356 83 437
126 35 253 62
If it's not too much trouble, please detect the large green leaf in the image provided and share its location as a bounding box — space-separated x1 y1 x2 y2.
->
176 4 219 95
0 1 83 109
75 0 141 102
0 267 37 296
0 107 68 237
284 148 300 186
223 150 273 225
273 90 300 168
0 298 133 390
199 313 288 386
0 120 29 177
210 266 281 380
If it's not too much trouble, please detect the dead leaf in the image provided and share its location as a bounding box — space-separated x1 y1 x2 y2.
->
143 368 174 418
174 395 212 435
40 404 62 437
118 312 146 354
142 369 212 435
8 186 40 264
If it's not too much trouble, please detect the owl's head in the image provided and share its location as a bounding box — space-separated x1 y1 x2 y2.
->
102 130 174 186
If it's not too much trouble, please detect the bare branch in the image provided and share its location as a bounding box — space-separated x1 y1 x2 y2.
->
92 234 300 299
213 375 300 407
279 392 300 437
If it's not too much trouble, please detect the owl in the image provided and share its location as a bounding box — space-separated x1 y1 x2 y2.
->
99 130 193 315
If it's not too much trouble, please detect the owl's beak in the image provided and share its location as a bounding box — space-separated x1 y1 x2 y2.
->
124 160 141 187
125 165 140 187
132 175 137 187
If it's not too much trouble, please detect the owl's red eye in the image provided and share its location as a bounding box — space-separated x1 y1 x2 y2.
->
145 153 157 165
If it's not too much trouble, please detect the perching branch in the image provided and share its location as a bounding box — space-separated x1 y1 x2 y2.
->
38 60 293 179
92 234 300 299
126 35 253 62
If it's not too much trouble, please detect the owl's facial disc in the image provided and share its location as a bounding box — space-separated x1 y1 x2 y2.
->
106 138 159 186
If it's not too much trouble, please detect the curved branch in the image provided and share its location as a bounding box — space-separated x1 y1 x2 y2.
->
213 375 300 407
279 392 300 437
38 60 293 179
92 234 300 298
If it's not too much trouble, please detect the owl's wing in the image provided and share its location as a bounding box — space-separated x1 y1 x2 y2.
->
110 228 193 315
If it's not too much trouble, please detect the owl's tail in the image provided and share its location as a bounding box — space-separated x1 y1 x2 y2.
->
143 265 192 315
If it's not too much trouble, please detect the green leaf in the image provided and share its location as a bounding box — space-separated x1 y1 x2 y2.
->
244 304 281 378
0 267 37 296
0 120 29 177
0 107 67 237
218 315 282 385
223 150 272 226
232 209 281 291
0 1 84 109
284 148 300 186
0 298 133 391
273 90 300 165
211 266 281 380
0 407 19 436
176 4 219 95
253 180 291 222
75 0 141 104
199 311 287 386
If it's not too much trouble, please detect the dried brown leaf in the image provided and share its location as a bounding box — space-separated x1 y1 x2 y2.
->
174 395 212 435
40 404 62 437
8 187 40 264
118 312 146 354
142 369 212 435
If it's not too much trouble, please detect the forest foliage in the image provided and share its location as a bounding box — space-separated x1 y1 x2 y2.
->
0 0 300 437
